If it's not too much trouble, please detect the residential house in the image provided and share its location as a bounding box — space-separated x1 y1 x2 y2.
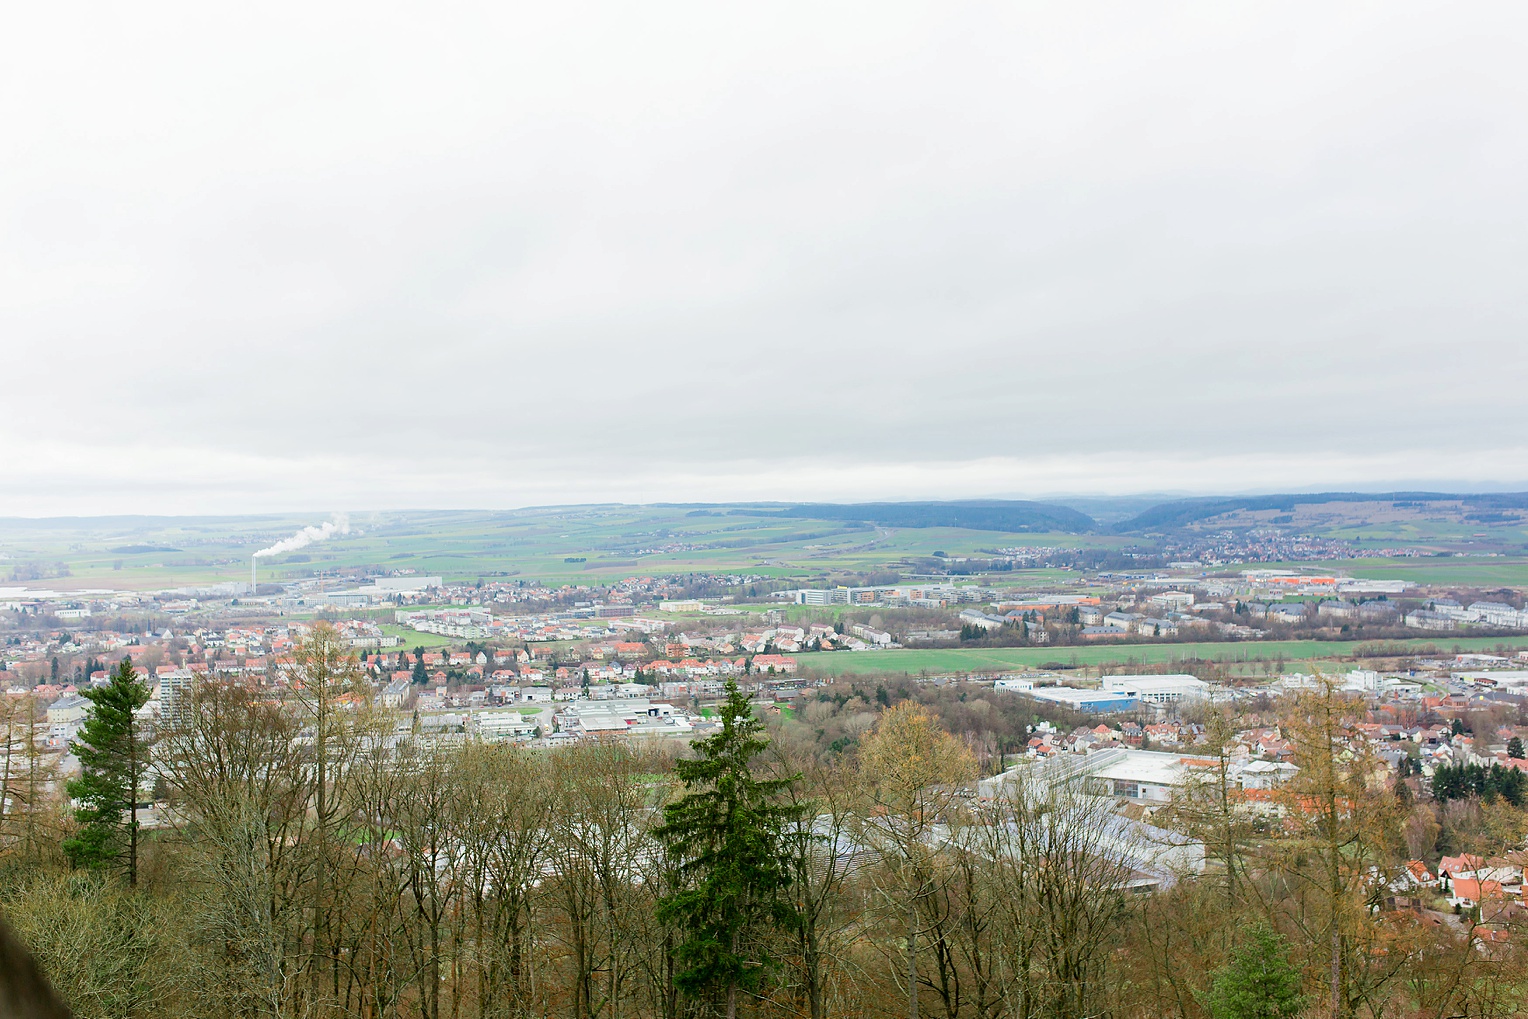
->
1439 854 1486 893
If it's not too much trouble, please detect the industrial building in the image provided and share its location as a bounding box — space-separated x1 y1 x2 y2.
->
552 699 699 738
1021 686 1141 713
1099 674 1210 704
980 747 1298 807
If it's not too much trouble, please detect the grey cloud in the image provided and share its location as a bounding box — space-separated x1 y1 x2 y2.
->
3 2 1527 513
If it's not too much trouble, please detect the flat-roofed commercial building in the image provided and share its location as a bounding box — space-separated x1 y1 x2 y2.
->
553 699 699 738
981 747 1297 807
1023 686 1140 713
1100 674 1209 704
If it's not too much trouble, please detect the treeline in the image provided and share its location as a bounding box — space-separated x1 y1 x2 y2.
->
2 628 1528 1018
776 680 1100 765
1432 761 1528 806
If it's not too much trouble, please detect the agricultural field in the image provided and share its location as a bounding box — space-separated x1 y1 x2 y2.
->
0 507 1112 592
1229 556 1528 588
792 635 1528 678
3 494 1528 595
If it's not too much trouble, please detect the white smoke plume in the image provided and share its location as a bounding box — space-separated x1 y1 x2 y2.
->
253 513 350 558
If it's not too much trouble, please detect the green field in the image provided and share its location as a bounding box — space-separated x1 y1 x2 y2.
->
5 502 1528 595
1242 556 1528 588
377 625 457 650
791 636 1528 677
0 508 1089 591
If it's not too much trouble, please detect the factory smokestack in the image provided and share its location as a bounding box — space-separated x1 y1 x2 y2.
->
252 514 350 559
249 514 350 594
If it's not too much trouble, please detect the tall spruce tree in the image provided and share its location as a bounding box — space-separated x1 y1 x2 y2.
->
63 656 151 884
1200 922 1306 1019
655 679 799 1019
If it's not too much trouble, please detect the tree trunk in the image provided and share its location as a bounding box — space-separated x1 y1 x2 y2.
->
609 894 621 1019
908 900 919 1019
314 732 326 1008
727 927 739 1019
127 711 138 886
1330 928 1341 1019
2 710 14 850
805 927 823 1019
429 917 440 1019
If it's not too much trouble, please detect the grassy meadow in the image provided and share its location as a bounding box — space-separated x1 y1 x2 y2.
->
791 635 1528 678
3 501 1527 596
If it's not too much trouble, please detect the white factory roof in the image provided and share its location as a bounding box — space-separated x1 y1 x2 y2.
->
1100 674 1208 692
1025 686 1138 705
1090 749 1210 787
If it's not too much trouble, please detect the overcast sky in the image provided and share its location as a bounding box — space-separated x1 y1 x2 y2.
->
3 2 1526 516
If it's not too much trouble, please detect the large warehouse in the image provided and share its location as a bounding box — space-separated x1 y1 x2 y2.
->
1099 674 1210 704
1023 686 1141 713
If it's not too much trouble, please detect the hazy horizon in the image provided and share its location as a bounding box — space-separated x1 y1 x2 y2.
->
4 485 1528 528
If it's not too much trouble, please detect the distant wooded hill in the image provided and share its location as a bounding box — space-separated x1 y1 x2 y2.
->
763 492 1528 535
1114 491 1528 532
772 501 1098 533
